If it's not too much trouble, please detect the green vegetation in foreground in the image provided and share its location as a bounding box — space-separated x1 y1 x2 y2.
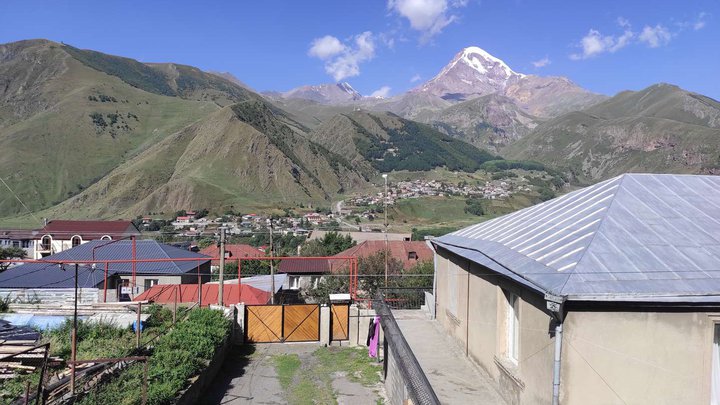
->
76 308 230 405
272 347 383 405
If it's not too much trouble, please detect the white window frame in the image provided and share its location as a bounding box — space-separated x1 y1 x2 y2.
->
71 235 82 247
506 292 520 364
289 275 300 290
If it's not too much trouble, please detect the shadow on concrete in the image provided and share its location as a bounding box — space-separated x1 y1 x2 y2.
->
198 344 257 404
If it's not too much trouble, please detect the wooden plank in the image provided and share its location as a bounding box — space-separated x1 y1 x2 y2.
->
331 304 349 341
283 305 319 342
245 305 282 343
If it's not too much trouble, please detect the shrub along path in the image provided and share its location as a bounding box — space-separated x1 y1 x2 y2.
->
202 343 385 405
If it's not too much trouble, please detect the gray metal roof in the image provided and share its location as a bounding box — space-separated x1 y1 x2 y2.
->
435 174 720 302
0 240 210 289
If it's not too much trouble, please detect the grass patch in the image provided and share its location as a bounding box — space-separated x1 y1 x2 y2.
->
273 354 301 389
313 346 382 387
272 347 383 405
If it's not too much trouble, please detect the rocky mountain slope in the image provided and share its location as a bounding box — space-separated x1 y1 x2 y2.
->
504 84 720 182
37 101 369 218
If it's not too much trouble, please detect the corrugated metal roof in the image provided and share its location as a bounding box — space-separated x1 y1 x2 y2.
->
0 240 210 288
278 258 331 274
435 174 720 302
133 283 270 306
207 274 286 293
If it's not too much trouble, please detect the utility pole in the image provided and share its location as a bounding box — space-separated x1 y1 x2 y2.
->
218 227 226 307
383 174 389 288
269 220 275 304
70 263 78 396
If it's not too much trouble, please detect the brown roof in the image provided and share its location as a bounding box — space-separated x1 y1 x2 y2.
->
278 258 331 274
0 229 36 240
199 244 265 266
39 220 140 240
334 241 433 270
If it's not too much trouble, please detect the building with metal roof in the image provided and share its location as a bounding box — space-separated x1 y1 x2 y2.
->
431 174 720 404
0 240 210 303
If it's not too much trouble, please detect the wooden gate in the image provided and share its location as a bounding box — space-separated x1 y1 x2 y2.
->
331 304 349 341
245 304 320 343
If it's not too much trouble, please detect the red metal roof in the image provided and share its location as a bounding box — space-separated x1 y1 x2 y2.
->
134 283 270 306
199 244 265 266
39 220 140 239
334 241 433 270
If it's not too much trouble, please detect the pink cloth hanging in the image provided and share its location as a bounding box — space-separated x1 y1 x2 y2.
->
368 316 380 358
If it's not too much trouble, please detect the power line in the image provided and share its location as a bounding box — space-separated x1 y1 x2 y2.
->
0 175 43 227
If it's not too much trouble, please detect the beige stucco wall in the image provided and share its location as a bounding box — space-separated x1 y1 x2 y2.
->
435 248 556 404
434 247 719 404
562 310 716 405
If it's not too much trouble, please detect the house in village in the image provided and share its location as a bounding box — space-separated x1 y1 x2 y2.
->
199 243 265 273
432 173 720 404
0 229 35 259
0 240 210 303
32 220 140 259
308 230 412 243
277 258 331 301
335 240 433 269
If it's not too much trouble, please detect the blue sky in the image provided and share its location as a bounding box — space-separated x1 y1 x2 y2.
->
2 0 718 99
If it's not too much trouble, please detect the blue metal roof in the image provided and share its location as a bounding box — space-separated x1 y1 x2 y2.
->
0 240 210 289
435 174 720 302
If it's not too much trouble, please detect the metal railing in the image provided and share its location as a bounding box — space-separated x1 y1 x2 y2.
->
373 297 440 405
379 287 432 310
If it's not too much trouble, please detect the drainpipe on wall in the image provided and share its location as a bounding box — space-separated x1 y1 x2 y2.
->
545 293 566 405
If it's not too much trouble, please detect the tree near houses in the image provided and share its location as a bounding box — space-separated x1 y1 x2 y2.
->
0 247 26 273
300 231 356 257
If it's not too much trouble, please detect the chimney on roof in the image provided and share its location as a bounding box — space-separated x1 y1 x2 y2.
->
43 218 48 226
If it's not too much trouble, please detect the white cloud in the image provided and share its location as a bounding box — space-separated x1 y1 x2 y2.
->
569 17 683 60
308 36 346 59
531 56 551 68
694 12 707 30
308 32 377 82
370 86 392 98
638 24 671 48
570 28 633 60
410 74 422 83
388 0 467 42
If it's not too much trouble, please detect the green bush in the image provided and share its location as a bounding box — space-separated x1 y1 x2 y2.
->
77 308 230 405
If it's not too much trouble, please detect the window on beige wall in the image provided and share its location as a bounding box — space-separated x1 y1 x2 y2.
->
505 291 520 364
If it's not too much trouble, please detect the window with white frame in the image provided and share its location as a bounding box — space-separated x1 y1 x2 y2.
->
505 291 520 364
71 235 82 247
289 276 300 290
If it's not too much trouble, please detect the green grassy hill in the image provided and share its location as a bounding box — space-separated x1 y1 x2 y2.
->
28 101 368 218
308 110 500 174
0 40 220 215
504 84 720 182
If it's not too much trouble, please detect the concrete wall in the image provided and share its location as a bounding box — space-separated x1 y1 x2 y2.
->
435 247 720 405
435 248 555 405
0 288 100 304
562 310 716 405
383 338 411 405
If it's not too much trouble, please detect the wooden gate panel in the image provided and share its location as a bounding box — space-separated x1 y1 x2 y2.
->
331 304 349 341
246 305 283 343
283 304 319 342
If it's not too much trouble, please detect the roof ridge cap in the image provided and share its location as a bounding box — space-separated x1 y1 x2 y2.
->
558 174 625 295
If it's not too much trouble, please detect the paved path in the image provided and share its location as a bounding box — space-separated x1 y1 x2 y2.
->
201 343 296 404
201 343 384 405
394 310 507 405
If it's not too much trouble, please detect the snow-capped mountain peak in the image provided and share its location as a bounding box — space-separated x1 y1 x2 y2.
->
458 46 521 78
337 81 360 96
415 46 525 101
